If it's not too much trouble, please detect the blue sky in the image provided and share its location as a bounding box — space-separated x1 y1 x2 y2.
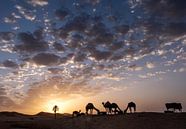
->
0 0 186 113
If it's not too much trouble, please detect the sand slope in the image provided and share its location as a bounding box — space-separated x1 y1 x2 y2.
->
0 112 186 129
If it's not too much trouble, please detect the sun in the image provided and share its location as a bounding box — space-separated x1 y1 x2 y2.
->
44 99 66 113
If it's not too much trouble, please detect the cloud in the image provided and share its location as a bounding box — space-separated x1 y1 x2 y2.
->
139 0 186 41
142 0 186 18
0 96 15 109
74 51 87 62
128 64 143 71
165 22 186 37
0 87 15 109
15 32 48 52
48 67 63 74
91 49 112 61
146 62 155 69
15 5 36 21
109 41 124 51
63 13 90 33
78 0 101 5
32 53 61 66
27 0 48 7
114 24 130 35
2 60 18 68
53 42 65 51
0 32 15 42
4 12 21 24
55 9 69 20
66 33 85 49
93 73 123 81
179 67 186 73
86 22 107 37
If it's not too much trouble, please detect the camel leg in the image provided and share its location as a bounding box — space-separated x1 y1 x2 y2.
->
106 108 109 114
129 107 132 113
109 108 112 114
86 109 88 114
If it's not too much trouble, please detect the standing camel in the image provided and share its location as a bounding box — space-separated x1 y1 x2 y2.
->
85 103 100 115
102 101 123 114
124 102 136 113
102 101 112 114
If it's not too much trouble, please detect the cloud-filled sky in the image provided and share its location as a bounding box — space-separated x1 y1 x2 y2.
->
0 0 186 114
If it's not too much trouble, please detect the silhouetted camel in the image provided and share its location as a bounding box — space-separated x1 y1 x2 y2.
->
102 101 123 114
165 103 182 112
72 110 81 117
111 103 123 114
102 101 112 114
124 102 136 113
86 103 100 115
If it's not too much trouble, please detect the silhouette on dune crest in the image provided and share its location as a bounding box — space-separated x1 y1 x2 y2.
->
124 102 136 113
86 103 100 115
165 103 182 112
72 110 81 117
102 101 123 114
102 101 112 114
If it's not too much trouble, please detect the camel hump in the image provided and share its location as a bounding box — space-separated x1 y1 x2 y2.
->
87 103 93 107
111 103 118 107
105 101 111 106
128 102 136 106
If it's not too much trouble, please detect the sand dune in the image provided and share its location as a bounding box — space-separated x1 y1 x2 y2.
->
0 112 186 129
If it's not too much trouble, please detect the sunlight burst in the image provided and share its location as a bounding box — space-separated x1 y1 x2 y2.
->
44 99 66 113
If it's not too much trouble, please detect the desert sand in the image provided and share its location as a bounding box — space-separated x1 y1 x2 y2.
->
0 112 186 129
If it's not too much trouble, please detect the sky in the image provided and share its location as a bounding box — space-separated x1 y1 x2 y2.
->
0 0 186 114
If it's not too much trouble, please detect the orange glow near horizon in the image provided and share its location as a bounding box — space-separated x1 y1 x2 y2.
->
43 99 68 113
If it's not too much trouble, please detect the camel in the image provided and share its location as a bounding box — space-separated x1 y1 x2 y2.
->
72 110 81 117
85 103 100 115
124 102 136 113
165 103 182 112
102 101 123 114
102 101 112 114
111 103 123 114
